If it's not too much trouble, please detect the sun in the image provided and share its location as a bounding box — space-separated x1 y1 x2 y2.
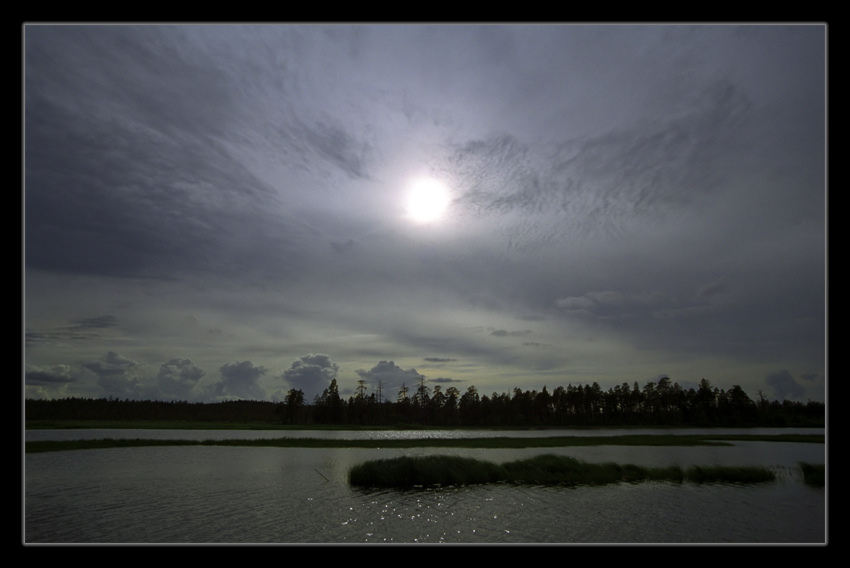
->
405 177 452 223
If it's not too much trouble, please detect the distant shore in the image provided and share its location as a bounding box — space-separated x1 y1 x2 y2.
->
24 429 824 454
23 419 825 432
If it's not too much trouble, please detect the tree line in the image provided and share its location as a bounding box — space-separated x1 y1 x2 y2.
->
26 376 824 428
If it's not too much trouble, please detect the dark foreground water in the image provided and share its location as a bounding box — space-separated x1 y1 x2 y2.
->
24 429 826 545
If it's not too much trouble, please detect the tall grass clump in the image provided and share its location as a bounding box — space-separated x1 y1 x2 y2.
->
798 462 825 487
501 455 685 485
683 465 775 484
348 454 778 489
348 455 507 488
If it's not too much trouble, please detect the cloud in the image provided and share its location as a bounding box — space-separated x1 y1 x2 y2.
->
443 80 752 246
82 351 145 399
25 364 76 385
209 361 268 401
586 291 628 306
556 288 721 323
24 26 308 284
355 360 424 397
282 354 340 401
22 25 826 404
290 118 374 180
428 377 464 384
26 315 123 347
69 316 121 330
490 329 531 337
25 364 79 399
556 296 598 312
156 358 206 401
764 369 806 401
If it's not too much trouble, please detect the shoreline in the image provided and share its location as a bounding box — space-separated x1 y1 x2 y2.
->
24 432 824 453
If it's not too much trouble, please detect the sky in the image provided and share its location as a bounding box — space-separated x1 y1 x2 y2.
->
23 23 827 405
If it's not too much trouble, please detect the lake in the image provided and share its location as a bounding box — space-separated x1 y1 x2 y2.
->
24 428 826 545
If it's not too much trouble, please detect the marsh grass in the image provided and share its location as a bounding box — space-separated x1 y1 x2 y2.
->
348 455 508 488
348 454 777 489
683 464 776 484
24 433 823 454
799 462 825 487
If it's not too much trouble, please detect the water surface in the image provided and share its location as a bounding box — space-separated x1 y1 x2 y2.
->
24 429 826 544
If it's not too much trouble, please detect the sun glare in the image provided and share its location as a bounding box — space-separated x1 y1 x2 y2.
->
405 177 451 223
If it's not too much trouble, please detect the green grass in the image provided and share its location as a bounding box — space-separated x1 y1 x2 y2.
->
24 420 398 431
348 454 779 489
24 433 824 454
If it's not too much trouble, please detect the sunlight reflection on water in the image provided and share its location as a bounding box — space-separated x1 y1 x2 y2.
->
24 426 823 442
24 430 826 544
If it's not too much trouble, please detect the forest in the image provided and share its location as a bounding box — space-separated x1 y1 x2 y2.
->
25 376 824 428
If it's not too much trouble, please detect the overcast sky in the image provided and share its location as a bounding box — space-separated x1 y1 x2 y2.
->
24 23 827 405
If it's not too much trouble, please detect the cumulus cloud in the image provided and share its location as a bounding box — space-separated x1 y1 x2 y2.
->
156 358 205 401
25 364 78 399
282 354 340 401
82 351 145 399
209 360 268 400
25 364 76 385
355 360 424 397
765 369 806 401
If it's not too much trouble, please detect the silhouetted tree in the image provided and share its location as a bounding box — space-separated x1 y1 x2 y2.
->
459 385 480 425
314 378 344 423
278 388 306 424
25 375 823 428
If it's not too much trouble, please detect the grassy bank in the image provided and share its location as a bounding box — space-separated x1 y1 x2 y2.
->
24 433 824 454
24 420 351 431
347 454 779 488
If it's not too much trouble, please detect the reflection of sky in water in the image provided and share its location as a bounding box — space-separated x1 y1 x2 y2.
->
25 426 824 442
25 443 826 543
